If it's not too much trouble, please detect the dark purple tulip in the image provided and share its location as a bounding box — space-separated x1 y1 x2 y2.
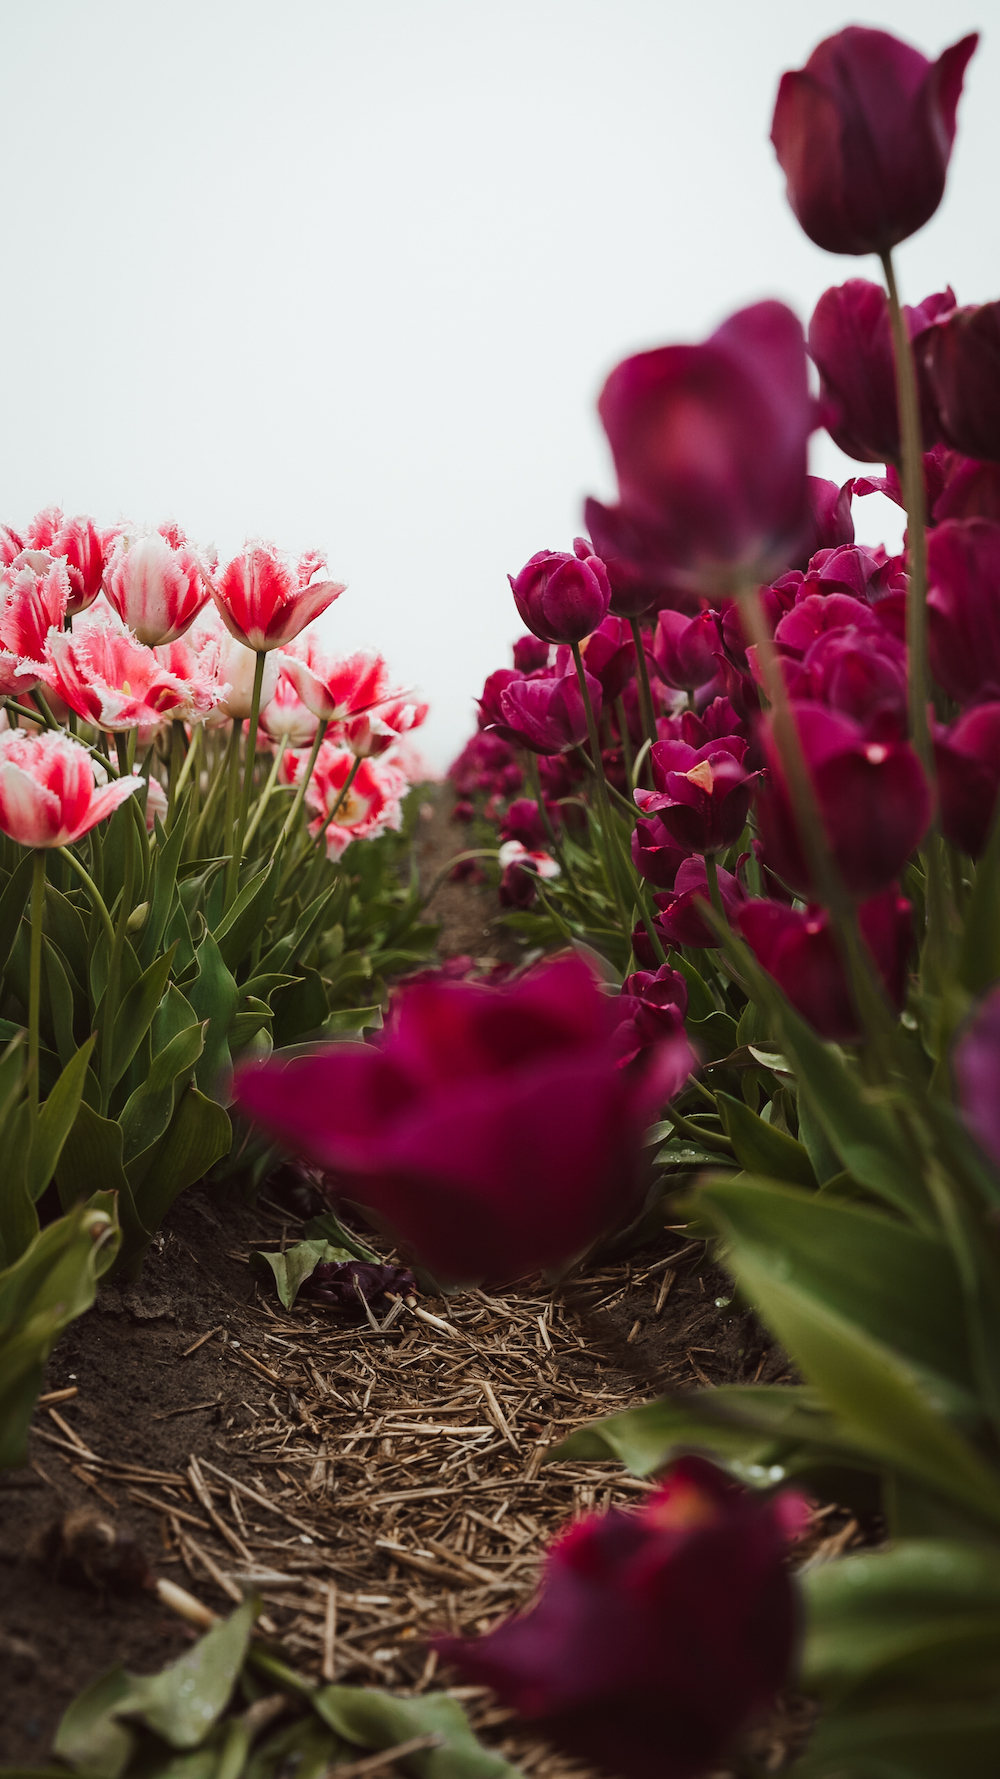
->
611 966 690 1068
498 796 555 851
498 857 540 909
771 27 978 255
233 955 689 1284
933 456 1000 525
585 302 814 599
510 547 611 646
636 736 757 856
650 856 748 951
954 985 1000 1171
740 891 913 1044
933 703 1000 857
927 519 1000 705
755 704 932 900
679 696 745 749
923 302 1000 465
809 281 953 464
300 1259 418 1315
650 609 720 691
788 625 909 729
476 667 527 745
498 666 601 756
788 476 855 569
556 611 637 703
435 1455 806 1779
512 633 551 673
631 817 688 890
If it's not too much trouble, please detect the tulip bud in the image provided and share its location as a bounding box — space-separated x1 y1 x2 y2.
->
127 900 150 932
509 548 611 646
809 281 952 464
922 301 1000 465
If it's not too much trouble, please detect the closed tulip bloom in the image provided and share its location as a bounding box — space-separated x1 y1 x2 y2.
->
631 816 688 889
556 611 637 703
25 506 107 615
789 476 855 569
213 541 345 652
104 526 211 646
234 953 686 1283
809 281 952 463
934 704 1000 858
755 704 932 900
927 519 1000 705
512 634 551 672
611 964 690 1068
498 666 601 756
0 553 70 694
933 455 1000 526
644 856 747 954
46 607 221 732
650 609 720 692
435 1455 805 1779
585 303 814 599
636 736 757 855
953 984 1000 1171
510 546 611 646
499 797 554 851
785 624 909 729
923 302 1000 465
0 728 140 847
259 664 320 748
771 27 977 256
740 891 913 1043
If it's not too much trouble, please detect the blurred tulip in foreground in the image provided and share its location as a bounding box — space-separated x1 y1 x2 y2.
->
927 519 1000 707
435 1455 805 1779
0 728 140 848
740 891 913 1044
234 954 688 1282
771 26 977 255
934 704 1000 858
954 984 1000 1173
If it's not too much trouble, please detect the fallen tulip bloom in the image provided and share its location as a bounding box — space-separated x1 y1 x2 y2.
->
509 545 611 645
953 984 1000 1172
927 519 1000 705
213 541 345 652
922 301 1000 464
0 728 141 847
104 525 211 646
933 704 1000 858
771 26 977 255
585 302 814 598
740 892 913 1043
636 736 757 856
234 953 684 1282
434 1455 805 1779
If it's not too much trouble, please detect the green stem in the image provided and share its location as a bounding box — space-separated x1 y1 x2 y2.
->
296 752 365 902
274 718 328 855
571 643 633 938
628 616 658 759
220 718 244 902
166 720 186 827
99 816 135 1113
57 846 117 951
173 721 201 802
28 850 46 1125
243 734 290 850
3 698 54 730
614 695 635 785
880 248 932 779
226 651 267 908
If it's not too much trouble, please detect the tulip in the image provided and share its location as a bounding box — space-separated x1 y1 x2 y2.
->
104 526 211 646
281 741 407 862
784 624 909 729
497 666 601 756
498 797 554 852
258 664 320 749
611 964 690 1067
213 541 345 652
650 609 720 692
755 704 932 900
173 605 280 723
450 728 523 802
143 775 169 834
334 695 428 760
953 984 1000 1171
678 695 745 750
771 27 977 256
927 519 1000 706
512 634 551 673
281 638 392 723
509 546 611 646
639 856 747 956
556 612 637 703
45 607 221 732
0 727 140 847
740 891 913 1043
234 953 685 1282
933 456 1000 526
809 281 953 464
497 839 560 909
923 301 1000 465
630 817 687 890
585 303 814 599
788 476 855 569
636 736 757 856
24 506 106 615
435 1455 805 1779
0 554 70 695
933 704 1000 858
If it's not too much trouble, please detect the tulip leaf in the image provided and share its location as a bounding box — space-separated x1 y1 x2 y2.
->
130 1086 231 1246
119 1022 206 1171
138 796 189 969
121 1600 255 1749
794 1087 843 1185
42 940 80 1069
29 1036 98 1203
270 966 329 1047
303 1210 381 1263
250 1239 355 1309
255 884 337 978
54 1099 149 1270
959 815 1000 995
53 1663 136 1779
108 945 178 1092
686 1010 740 1060
314 1685 524 1779
186 932 240 1094
316 1003 384 1037
794 1699 1000 1779
715 1092 818 1187
213 858 279 973
0 850 33 979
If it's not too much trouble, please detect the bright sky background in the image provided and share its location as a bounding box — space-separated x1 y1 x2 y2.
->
0 1 994 769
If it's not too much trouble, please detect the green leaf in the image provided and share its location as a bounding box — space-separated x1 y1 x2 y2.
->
715 1092 818 1187
250 1238 355 1309
0 851 33 978
314 1686 524 1779
186 932 239 1094
0 1098 37 1266
131 1086 231 1240
42 940 79 1069
108 945 178 1091
30 1036 98 1202
270 966 329 1048
959 814 1000 995
138 796 189 968
671 953 718 1020
302 1209 380 1263
53 1101 149 1271
686 1010 740 1061
795 1087 843 1186
794 1699 1000 1779
213 859 279 973
53 1663 136 1779
119 1022 206 1170
123 1600 255 1749
552 1383 846 1482
316 1004 384 1037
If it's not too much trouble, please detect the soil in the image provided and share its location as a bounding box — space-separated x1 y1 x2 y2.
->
0 789 838 1775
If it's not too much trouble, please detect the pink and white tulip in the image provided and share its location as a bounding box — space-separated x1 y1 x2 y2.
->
213 542 345 652
180 604 279 721
0 553 70 695
45 607 220 732
334 695 429 758
281 741 408 861
104 524 212 646
258 660 320 748
24 506 108 616
0 728 140 848
280 639 392 724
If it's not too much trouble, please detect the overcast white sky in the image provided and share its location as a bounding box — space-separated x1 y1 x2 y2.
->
0 1 994 768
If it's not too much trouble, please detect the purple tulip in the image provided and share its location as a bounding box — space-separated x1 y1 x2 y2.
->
771 26 977 255
650 609 721 691
954 985 1000 1172
476 667 528 746
740 891 913 1044
934 704 1000 858
809 280 953 464
498 665 601 756
636 736 757 856
786 625 909 729
233 954 691 1283
755 704 932 901
934 456 1000 525
512 633 551 673
927 519 1000 706
510 547 611 645
611 966 690 1068
435 1455 806 1779
789 476 856 569
498 797 555 851
631 816 688 889
646 856 748 953
556 610 637 703
923 301 1000 465
585 302 814 599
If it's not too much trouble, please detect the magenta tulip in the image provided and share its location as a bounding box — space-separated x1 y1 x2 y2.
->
927 519 1000 706
954 985 1000 1172
636 736 757 856
809 281 952 463
772 27 977 255
789 476 855 569
509 546 611 646
611 965 690 1068
556 610 637 703
498 666 601 756
511 634 551 673
234 954 685 1283
640 856 747 955
755 704 932 900
585 302 814 599
650 609 720 692
934 704 1000 858
923 301 1000 465
740 891 913 1044
631 817 688 890
435 1455 805 1779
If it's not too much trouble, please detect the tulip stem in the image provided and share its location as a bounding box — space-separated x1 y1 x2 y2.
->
226 651 267 907
614 696 635 785
880 249 934 782
628 616 658 761
166 720 186 827
571 643 633 938
27 850 46 1126
274 719 328 855
244 734 290 852
221 718 245 907
99 815 135 1114
57 846 117 952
